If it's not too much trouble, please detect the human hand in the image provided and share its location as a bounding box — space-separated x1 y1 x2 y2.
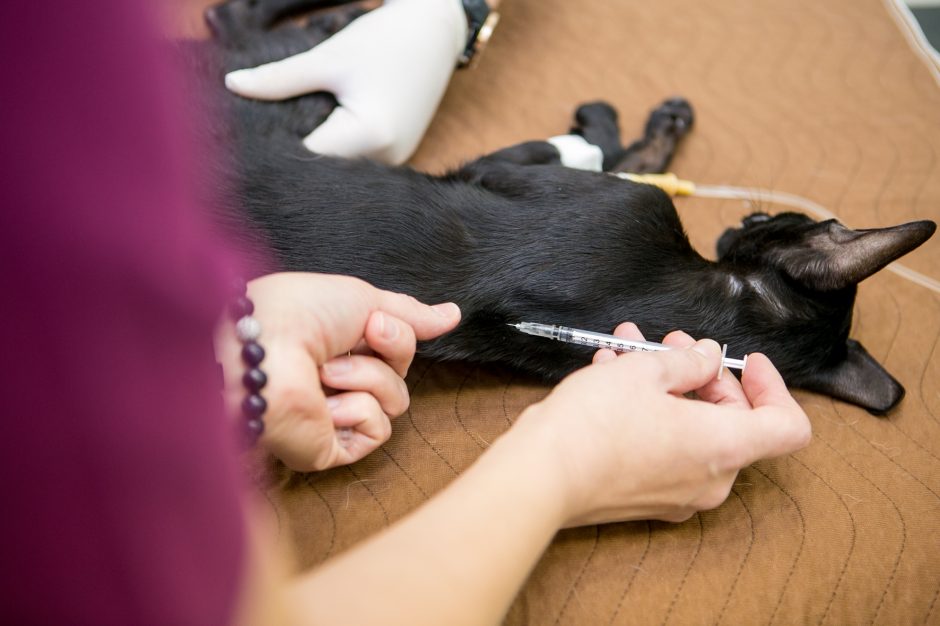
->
216 273 460 471
224 0 469 164
510 323 811 527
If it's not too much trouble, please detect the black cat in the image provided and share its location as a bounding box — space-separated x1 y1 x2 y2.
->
194 0 936 414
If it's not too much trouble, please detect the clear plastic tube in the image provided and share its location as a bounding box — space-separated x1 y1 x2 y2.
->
691 184 940 295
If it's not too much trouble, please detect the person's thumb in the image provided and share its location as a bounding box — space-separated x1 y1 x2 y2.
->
373 289 461 341
225 45 337 101
632 338 724 394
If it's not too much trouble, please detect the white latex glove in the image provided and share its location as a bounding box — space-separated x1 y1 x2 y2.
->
225 0 468 165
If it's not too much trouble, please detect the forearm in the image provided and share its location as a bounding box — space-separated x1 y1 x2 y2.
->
287 413 565 626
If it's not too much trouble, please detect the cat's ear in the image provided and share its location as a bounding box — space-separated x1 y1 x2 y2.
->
773 220 935 291
798 340 904 414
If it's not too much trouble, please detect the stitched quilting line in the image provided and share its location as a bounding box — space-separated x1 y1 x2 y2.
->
553 526 600 626
881 283 904 378
261 487 284 540
752 464 806 626
386 361 465 501
453 366 487 450
780 13 933 608
902 89 940 226
874 103 940 237
698 96 754 199
877 287 940 470
872 114 904 234
379 446 430 499
375 361 433 501
861 281 940 472
813 433 907 626
347 463 390 527
806 1 866 218
925 584 940 625
919 320 940 429
808 2 933 611
713 489 755 626
727 6 795 197
698 99 761 225
787 454 858 626
652 0 704 74
661 513 705 626
864 46 905 235
841 1 893 113
404 359 425 395
499 370 518 428
404 361 460 477
772 4 831 202
884 0 940 87
846 413 940 503
607 521 652 626
303 473 336 559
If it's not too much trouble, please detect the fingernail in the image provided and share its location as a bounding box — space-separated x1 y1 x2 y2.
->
691 339 717 358
377 312 399 340
432 302 460 318
337 427 354 448
323 358 352 376
326 396 342 411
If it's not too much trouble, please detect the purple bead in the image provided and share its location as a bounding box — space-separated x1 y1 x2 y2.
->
245 418 265 439
241 341 265 366
242 393 267 418
229 296 254 320
243 367 267 392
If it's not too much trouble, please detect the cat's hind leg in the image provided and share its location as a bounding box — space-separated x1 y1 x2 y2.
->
587 98 694 174
540 98 695 174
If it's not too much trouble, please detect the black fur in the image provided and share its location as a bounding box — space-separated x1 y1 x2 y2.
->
194 0 936 414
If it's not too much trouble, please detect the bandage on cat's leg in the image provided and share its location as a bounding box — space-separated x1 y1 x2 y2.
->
547 135 604 171
570 101 626 170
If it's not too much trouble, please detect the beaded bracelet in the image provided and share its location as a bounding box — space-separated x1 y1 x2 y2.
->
230 287 267 445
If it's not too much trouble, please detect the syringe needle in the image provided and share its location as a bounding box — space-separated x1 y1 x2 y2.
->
509 321 747 372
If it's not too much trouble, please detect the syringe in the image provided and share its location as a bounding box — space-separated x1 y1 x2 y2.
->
508 321 747 374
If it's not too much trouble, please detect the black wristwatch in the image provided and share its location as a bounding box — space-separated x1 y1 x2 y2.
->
458 0 500 68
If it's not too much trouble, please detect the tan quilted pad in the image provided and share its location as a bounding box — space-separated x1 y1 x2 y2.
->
178 0 940 622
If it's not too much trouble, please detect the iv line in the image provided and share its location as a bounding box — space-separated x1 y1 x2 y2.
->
617 172 940 295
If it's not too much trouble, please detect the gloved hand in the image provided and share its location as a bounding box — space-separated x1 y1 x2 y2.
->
225 0 469 165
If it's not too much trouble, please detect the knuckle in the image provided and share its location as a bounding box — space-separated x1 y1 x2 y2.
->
374 367 408 414
307 456 332 472
293 445 335 473
794 414 813 449
353 391 379 415
378 415 393 443
395 380 411 416
698 481 734 511
276 384 317 417
385 385 410 418
663 329 694 347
